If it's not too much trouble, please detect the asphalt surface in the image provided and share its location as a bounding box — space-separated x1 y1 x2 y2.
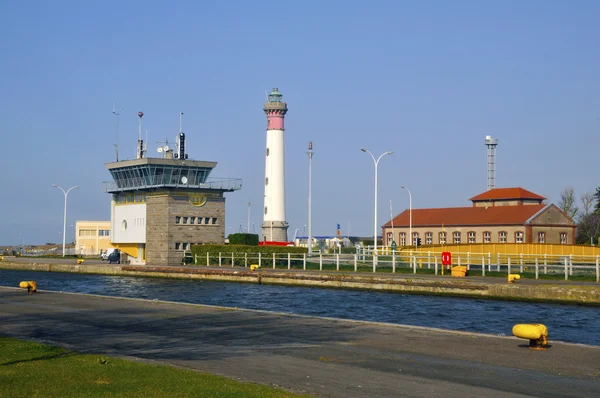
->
1 287 598 397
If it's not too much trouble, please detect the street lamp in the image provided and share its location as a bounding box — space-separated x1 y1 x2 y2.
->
307 141 314 256
53 184 79 256
401 186 412 246
361 148 393 264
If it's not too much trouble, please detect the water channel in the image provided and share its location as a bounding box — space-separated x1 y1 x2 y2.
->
1 270 599 346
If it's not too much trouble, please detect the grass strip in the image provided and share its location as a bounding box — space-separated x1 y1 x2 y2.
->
0 337 309 398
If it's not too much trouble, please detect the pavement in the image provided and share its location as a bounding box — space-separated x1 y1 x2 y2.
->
1 287 599 397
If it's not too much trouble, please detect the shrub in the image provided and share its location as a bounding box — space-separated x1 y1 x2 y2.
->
190 244 307 267
227 233 259 246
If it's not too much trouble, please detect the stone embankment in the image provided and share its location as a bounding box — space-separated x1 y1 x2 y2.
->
1 261 599 305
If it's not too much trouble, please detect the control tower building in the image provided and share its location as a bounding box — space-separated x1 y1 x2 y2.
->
262 88 289 242
103 112 242 265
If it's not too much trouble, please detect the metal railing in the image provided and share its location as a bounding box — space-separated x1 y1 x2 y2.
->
192 251 600 282
101 177 242 193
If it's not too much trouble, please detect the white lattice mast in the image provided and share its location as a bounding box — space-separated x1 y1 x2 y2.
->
262 88 289 242
485 135 498 191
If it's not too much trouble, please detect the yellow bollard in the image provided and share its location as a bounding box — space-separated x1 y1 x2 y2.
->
512 324 548 349
451 266 467 277
508 274 521 283
250 264 260 271
77 259 85 264
19 281 37 293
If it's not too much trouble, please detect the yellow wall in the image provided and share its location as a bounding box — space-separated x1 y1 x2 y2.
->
76 221 113 255
406 243 600 258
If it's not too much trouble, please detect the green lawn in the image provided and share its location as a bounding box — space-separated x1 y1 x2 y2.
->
0 338 309 398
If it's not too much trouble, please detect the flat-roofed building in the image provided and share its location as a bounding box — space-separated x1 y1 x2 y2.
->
383 188 576 247
75 221 112 255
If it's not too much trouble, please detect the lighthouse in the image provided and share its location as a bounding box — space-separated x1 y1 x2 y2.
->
262 88 289 242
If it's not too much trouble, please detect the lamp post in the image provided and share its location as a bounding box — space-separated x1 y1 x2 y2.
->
361 148 393 262
307 141 314 256
247 201 251 233
401 186 412 246
53 184 79 257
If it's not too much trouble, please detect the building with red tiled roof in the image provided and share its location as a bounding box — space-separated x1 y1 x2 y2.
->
383 187 576 247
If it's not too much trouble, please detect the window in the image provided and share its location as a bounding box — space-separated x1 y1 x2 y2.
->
515 231 524 243
483 231 491 243
183 243 188 250
425 232 433 245
190 217 196 224
264 206 268 215
439 232 446 244
538 232 545 244
468 231 476 244
400 233 406 246
175 243 181 250
79 229 96 237
499 231 507 243
386 232 393 245
453 231 461 244
204 217 210 225
560 232 567 244
98 230 110 237
175 216 181 224
265 177 269 185
211 218 217 225
412 232 419 246
182 217 188 224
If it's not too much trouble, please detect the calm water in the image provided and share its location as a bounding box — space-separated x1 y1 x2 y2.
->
1 270 599 346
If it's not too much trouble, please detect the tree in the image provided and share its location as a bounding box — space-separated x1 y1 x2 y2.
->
595 187 600 213
558 187 578 220
576 212 600 245
580 192 596 218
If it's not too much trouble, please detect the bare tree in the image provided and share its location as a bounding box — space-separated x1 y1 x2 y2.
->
558 187 578 220
580 192 596 217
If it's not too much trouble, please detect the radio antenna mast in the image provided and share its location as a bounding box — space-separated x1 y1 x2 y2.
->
112 103 121 161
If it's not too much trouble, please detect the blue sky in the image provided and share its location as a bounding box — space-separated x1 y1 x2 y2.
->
1 0 599 245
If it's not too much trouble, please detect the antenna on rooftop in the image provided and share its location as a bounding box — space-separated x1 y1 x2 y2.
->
485 135 498 191
137 111 144 159
112 103 121 162
175 112 187 160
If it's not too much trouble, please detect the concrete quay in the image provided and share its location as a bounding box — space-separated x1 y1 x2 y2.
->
1 287 599 397
1 259 600 305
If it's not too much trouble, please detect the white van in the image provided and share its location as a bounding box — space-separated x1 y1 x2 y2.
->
101 248 118 260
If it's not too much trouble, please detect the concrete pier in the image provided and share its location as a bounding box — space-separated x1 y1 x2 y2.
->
0 287 598 397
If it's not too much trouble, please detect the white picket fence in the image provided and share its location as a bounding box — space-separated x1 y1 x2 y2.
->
192 251 600 282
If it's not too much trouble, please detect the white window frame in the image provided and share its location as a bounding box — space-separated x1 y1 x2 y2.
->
425 232 433 245
468 231 476 244
560 232 567 244
483 231 491 243
499 231 507 244
453 232 461 244
439 232 446 244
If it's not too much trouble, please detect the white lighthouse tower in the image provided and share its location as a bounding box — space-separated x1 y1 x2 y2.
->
262 88 289 242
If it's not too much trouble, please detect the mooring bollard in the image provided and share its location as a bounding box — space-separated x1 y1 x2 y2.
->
512 324 548 349
19 281 37 293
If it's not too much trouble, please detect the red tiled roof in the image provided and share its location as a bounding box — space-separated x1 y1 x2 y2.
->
383 204 546 228
469 187 546 202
